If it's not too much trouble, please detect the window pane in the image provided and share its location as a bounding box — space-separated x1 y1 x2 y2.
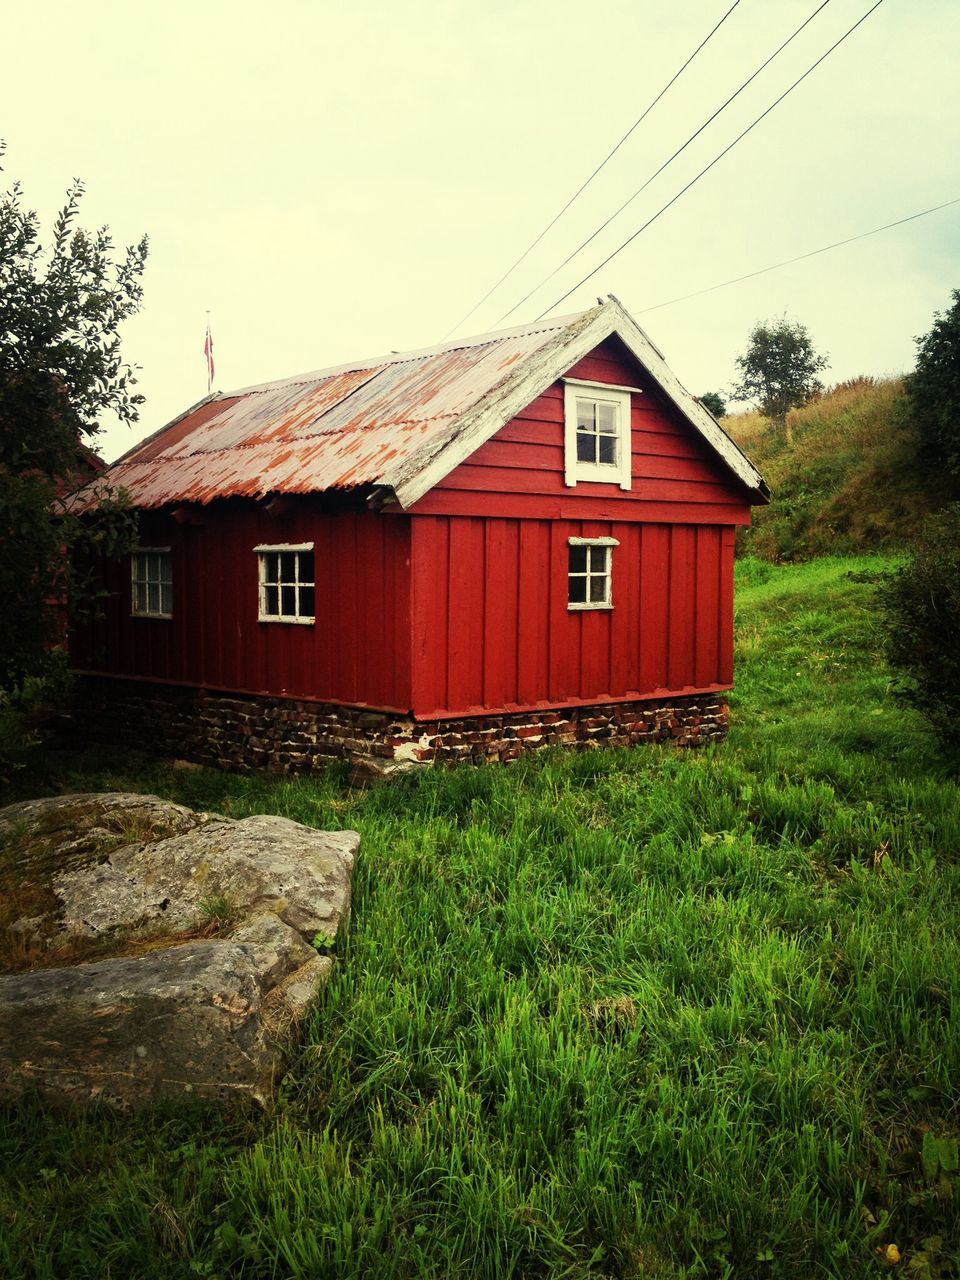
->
576 399 595 431
589 575 608 603
160 583 173 615
576 432 596 463
263 584 279 616
588 546 608 572
568 575 587 604
598 434 617 465
280 552 296 583
568 545 587 573
299 585 315 617
598 402 617 433
147 583 160 614
297 551 315 585
134 582 147 612
281 585 296 616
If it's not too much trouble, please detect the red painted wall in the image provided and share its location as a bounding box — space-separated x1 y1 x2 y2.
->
407 336 753 525
410 516 734 719
72 504 412 710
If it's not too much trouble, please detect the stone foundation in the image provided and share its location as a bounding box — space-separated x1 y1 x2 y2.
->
74 676 729 776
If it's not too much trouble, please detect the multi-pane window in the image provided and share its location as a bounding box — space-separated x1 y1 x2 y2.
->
131 549 173 618
256 544 315 623
576 398 619 465
563 381 633 489
567 537 618 611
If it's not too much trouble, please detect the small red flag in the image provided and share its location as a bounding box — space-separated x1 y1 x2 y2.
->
204 318 215 391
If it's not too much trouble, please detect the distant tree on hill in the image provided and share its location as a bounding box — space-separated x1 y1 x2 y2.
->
731 316 828 444
0 143 147 694
699 391 727 419
907 288 960 487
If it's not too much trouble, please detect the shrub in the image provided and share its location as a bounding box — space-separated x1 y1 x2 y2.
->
907 287 960 484
877 505 960 746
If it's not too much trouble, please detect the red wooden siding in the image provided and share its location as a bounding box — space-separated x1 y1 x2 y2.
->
407 336 752 526
72 505 413 710
410 515 733 720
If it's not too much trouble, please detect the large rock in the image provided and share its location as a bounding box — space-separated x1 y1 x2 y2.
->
0 793 358 1110
53 812 357 941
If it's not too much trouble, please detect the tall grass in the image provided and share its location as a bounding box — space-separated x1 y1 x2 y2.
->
1 557 958 1278
726 379 951 561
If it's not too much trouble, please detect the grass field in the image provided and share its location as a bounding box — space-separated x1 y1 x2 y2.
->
2 556 959 1279
724 380 952 562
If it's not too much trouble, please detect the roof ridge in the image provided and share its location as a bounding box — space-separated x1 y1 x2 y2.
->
221 309 590 399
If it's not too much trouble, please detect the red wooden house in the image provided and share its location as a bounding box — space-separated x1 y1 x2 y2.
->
70 297 768 773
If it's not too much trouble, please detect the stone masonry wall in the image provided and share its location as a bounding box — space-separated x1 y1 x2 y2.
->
75 676 729 776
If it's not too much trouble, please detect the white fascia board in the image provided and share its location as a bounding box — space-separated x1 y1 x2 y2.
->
385 297 768 510
602 297 769 500
387 305 613 508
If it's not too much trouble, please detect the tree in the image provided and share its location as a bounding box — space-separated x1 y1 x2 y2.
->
0 145 148 691
877 504 960 748
699 391 727 419
906 288 960 486
730 316 828 442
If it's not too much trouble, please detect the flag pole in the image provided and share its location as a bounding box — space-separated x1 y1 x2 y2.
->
204 311 215 394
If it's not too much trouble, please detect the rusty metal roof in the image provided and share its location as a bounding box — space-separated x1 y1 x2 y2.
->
71 299 768 511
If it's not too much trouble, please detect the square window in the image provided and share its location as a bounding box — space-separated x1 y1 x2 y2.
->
256 545 315 623
567 538 617 610
564 382 633 490
131 549 173 618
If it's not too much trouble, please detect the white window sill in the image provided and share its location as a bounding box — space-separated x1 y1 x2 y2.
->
131 612 173 620
258 615 315 625
567 602 613 612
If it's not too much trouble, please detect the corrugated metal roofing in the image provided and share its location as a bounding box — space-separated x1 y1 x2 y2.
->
70 299 768 511
72 314 582 511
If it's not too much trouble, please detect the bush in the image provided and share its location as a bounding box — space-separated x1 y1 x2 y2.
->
907 287 960 484
0 659 73 786
878 505 960 746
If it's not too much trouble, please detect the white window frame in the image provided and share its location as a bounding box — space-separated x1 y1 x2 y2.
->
567 536 619 612
130 547 173 619
255 542 316 625
563 379 635 491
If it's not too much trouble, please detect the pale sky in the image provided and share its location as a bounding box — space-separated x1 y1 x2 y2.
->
5 0 959 461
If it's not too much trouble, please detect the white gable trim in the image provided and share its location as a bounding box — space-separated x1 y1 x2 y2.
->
384 298 767 510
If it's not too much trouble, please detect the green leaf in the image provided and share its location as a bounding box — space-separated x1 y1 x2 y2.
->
921 1130 940 1183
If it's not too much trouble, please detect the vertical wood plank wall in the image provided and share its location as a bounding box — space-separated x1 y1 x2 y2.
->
410 516 735 719
73 506 413 710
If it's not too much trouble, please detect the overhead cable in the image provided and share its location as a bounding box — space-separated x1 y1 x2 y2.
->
441 0 744 339
500 0 835 324
634 197 960 314
534 0 887 320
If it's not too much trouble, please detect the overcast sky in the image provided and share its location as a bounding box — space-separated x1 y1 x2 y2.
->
5 0 959 460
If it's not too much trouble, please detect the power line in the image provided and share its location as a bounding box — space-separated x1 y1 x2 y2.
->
634 197 960 314
534 0 887 320
499 0 834 324
441 0 744 340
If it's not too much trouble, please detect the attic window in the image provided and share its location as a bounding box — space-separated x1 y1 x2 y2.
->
255 544 315 624
567 537 618 611
131 549 173 619
563 380 633 490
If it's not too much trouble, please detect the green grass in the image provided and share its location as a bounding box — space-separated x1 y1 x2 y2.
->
726 379 953 561
2 556 959 1278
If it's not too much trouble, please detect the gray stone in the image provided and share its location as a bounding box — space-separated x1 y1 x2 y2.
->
0 793 358 1111
52 813 358 941
0 941 286 1108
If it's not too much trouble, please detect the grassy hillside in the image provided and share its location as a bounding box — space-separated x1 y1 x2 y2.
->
2 558 959 1279
726 379 949 561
